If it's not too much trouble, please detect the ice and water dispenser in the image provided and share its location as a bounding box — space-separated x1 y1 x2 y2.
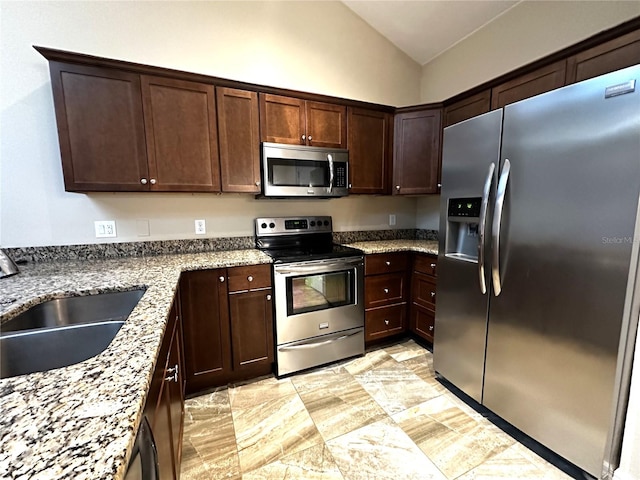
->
445 197 482 262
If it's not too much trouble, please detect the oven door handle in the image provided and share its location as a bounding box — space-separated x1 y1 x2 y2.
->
278 330 361 351
274 257 363 275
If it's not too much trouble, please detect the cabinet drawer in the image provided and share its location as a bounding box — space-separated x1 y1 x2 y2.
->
411 304 435 343
414 254 437 276
412 272 437 309
228 264 271 292
365 252 409 275
365 272 407 308
365 304 406 342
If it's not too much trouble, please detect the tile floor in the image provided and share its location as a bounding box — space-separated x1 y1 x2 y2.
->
180 339 574 480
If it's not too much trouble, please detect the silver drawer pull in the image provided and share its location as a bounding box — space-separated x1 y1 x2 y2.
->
383 288 389 294
430 263 436 268
266 294 272 301
430 291 436 298
429 325 434 331
385 261 391 266
219 276 225 282
248 275 253 282
384 319 389 325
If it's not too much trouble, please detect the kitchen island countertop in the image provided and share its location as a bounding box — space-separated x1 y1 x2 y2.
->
0 249 270 480
0 239 437 479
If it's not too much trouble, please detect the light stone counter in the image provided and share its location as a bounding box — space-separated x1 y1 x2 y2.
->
0 249 271 480
342 239 438 256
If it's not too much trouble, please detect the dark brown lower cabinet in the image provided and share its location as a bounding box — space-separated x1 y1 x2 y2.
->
145 294 185 480
410 253 438 344
180 264 274 394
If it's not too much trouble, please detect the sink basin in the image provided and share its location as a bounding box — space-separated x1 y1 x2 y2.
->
0 289 145 379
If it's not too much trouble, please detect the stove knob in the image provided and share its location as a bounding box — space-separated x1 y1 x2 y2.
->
323 220 329 226
310 221 316 227
269 222 275 228
261 222 267 229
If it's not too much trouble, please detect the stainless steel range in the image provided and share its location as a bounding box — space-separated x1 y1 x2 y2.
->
255 216 364 377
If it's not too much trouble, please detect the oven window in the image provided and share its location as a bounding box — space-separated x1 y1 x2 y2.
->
287 270 354 315
268 158 329 187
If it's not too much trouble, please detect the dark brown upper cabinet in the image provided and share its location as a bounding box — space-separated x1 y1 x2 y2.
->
566 29 640 84
259 93 347 148
491 60 567 110
141 76 220 192
216 87 261 193
347 107 391 194
48 62 149 192
443 90 491 127
393 108 442 195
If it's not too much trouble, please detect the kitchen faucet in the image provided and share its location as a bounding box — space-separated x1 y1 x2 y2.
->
0 249 19 278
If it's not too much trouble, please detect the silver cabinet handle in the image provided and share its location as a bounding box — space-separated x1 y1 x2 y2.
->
385 261 391 266
383 288 389 294
301 134 306 141
478 162 495 295
255 180 261 186
278 330 360 351
247 275 253 282
150 178 157 185
266 294 271 301
395 185 400 191
429 325 434 331
384 319 389 325
140 178 148 185
308 135 312 141
430 263 436 269
492 159 511 296
430 291 436 298
219 276 225 282
165 364 178 383
437 183 442 188
348 183 352 189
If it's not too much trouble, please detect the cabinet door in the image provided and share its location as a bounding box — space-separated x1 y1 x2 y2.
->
141 75 220 192
347 107 391 194
180 270 231 394
259 93 306 145
365 304 407 342
491 60 566 109
217 87 261 193
566 29 640 84
48 62 149 192
229 289 274 376
412 272 437 310
167 320 183 480
305 101 347 148
411 304 435 343
364 273 407 308
443 90 491 127
393 109 442 195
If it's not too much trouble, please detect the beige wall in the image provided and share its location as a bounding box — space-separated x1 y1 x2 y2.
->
420 1 640 103
0 1 421 247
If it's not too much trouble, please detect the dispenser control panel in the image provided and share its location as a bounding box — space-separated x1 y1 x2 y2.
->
448 197 481 217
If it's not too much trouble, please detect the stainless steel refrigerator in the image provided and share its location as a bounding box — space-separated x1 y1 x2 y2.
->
434 65 640 479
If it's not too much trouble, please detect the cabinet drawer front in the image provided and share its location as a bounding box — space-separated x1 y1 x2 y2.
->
228 264 271 292
412 272 437 309
365 272 406 308
365 252 409 275
365 304 406 341
414 254 437 276
411 305 435 343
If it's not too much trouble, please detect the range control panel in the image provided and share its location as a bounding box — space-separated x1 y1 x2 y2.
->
255 216 332 236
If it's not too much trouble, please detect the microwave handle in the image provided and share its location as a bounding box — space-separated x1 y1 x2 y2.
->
328 154 334 193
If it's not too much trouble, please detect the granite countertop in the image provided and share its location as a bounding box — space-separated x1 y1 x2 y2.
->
0 249 271 480
343 239 438 256
0 239 437 479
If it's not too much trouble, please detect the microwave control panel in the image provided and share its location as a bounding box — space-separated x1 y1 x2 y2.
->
335 164 347 188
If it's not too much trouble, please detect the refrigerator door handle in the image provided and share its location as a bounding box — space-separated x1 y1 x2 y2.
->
478 162 496 295
492 158 511 296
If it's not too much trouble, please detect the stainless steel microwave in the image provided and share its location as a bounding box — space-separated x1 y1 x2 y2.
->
261 142 349 198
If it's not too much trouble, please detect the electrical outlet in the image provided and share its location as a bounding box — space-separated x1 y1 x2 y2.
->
195 219 206 235
95 220 116 238
389 214 397 226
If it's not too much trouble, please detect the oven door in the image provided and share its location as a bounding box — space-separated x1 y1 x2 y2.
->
273 256 364 345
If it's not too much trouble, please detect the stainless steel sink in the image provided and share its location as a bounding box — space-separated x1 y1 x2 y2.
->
0 289 145 379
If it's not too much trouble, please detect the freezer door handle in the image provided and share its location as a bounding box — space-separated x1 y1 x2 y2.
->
478 162 495 295
492 158 511 296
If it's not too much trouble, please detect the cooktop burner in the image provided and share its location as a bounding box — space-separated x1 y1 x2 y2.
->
255 216 363 264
